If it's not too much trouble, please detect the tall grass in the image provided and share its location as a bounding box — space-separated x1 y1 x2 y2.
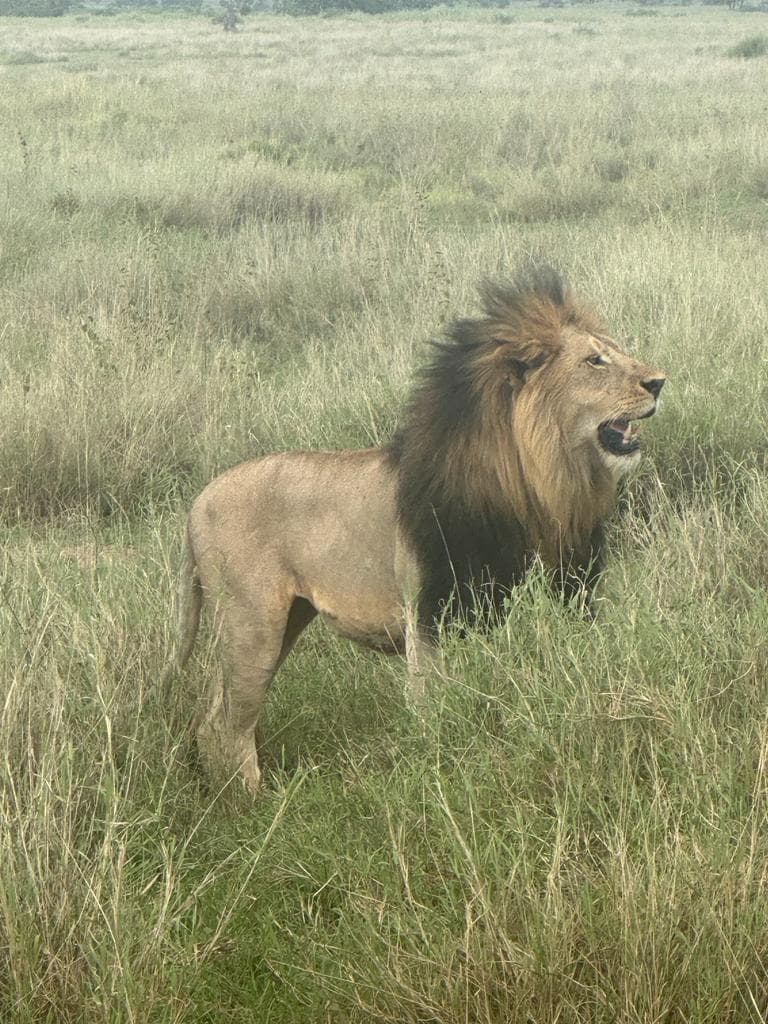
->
1 6 768 1022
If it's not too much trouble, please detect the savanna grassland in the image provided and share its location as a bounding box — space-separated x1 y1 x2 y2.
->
2 5 768 1021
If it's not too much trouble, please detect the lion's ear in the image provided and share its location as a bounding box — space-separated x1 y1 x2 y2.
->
488 332 554 386
504 349 549 385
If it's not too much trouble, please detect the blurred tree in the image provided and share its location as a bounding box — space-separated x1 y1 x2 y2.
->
213 0 253 31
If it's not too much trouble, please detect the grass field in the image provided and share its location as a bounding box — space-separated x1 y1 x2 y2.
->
2 5 768 1021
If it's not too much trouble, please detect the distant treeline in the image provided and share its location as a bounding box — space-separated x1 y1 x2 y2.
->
0 0 755 17
0 0 510 14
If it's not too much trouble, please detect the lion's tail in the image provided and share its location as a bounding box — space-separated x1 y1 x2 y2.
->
159 525 202 688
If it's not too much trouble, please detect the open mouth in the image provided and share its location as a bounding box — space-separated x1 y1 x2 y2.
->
597 418 641 457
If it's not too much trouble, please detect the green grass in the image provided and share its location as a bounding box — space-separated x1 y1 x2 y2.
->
2 5 768 1022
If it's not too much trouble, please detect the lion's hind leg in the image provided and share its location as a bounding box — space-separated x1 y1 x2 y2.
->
197 593 316 795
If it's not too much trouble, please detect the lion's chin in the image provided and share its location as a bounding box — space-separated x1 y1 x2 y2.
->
598 445 642 477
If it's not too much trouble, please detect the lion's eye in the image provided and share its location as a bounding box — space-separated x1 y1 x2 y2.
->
587 354 606 367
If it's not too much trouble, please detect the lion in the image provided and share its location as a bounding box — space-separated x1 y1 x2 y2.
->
161 266 665 793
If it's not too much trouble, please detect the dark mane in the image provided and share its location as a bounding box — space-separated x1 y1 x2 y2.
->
389 265 605 630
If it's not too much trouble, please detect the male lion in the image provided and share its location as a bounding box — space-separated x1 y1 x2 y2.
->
162 266 665 793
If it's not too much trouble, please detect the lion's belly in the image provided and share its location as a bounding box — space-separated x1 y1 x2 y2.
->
307 587 406 654
321 613 406 654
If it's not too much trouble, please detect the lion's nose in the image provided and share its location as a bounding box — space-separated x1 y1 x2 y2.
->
641 377 665 399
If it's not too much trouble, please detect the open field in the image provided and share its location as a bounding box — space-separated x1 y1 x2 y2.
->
2 5 768 1021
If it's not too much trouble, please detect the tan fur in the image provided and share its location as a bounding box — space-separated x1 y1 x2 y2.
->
161 272 665 794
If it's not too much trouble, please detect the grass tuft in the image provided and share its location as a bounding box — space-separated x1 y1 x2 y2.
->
727 32 768 58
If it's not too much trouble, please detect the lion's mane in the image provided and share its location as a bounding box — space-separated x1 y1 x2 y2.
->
389 265 610 628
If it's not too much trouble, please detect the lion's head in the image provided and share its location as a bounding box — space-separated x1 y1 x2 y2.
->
392 266 665 617
477 271 663 480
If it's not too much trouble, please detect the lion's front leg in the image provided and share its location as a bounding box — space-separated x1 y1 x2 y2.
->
554 530 604 618
395 532 443 708
403 604 443 710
